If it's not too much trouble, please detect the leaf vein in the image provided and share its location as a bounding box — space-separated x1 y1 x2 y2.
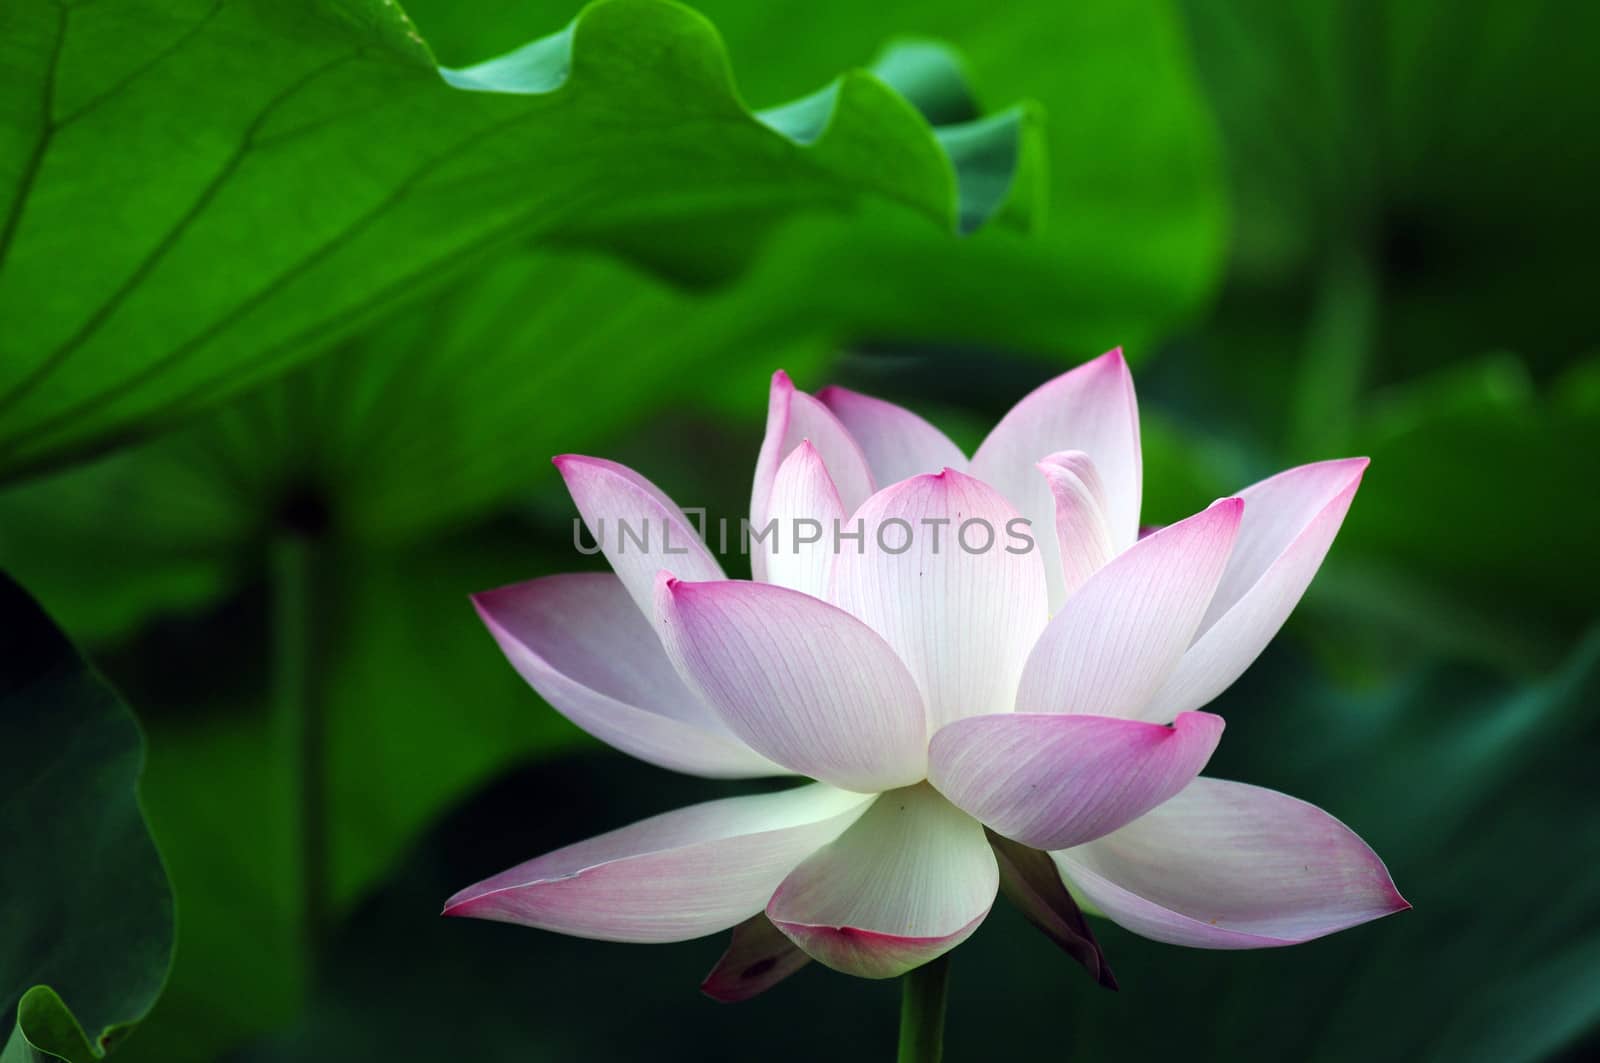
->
0 1 68 278
0 49 360 421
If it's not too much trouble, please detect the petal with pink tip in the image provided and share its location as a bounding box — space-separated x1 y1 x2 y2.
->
970 350 1142 610
762 441 845 599
474 574 783 778
554 455 722 619
750 372 875 581
929 711 1225 850
443 784 873 941
1148 458 1368 718
1016 498 1243 722
1052 777 1410 948
701 913 811 1003
768 784 998 979
655 577 927 792
815 384 968 484
833 470 1049 730
1038 450 1118 599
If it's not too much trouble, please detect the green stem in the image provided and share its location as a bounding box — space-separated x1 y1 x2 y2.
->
897 954 952 1063
273 535 327 972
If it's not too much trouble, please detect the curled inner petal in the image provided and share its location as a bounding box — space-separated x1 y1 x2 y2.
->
970 349 1142 610
1038 449 1117 600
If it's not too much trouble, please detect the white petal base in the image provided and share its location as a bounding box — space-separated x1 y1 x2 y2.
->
767 784 997 979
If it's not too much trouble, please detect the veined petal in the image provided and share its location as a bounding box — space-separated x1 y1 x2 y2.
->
474 575 783 778
929 711 1225 850
767 784 998 979
815 384 969 484
763 441 845 599
1038 450 1118 599
1053 777 1410 949
655 576 927 792
1016 498 1243 722
701 914 811 1003
554 455 722 619
833 470 1049 729
1148 458 1368 718
444 784 874 941
750 371 874 581
970 349 1142 610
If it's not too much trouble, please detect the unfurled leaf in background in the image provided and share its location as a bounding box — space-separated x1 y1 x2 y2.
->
6 987 101 1063
0 0 1044 481
0 574 173 1061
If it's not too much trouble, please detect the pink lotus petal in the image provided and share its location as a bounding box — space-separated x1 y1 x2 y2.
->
701 914 811 1003
767 784 998 979
655 576 927 792
1016 498 1243 722
832 470 1049 730
1149 458 1368 718
929 711 1225 850
750 371 875 581
970 350 1142 610
1037 450 1118 599
554 455 723 620
987 831 1117 988
815 384 968 484
762 441 845 599
443 784 873 941
1053 777 1410 948
474 575 783 778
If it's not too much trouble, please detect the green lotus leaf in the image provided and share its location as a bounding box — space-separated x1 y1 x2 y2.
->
0 0 1040 482
0 574 174 1061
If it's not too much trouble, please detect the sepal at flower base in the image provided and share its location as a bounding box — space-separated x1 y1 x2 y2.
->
701 914 812 1003
987 831 1117 990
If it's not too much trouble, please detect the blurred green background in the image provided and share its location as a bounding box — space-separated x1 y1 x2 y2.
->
2 0 1596 1060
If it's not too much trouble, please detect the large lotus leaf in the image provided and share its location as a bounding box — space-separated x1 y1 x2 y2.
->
0 0 1039 482
0 574 173 1061
0 201 1201 633
407 0 1229 336
0 0 1231 622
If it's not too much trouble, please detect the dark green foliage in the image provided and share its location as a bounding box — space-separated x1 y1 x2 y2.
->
0 0 1594 1059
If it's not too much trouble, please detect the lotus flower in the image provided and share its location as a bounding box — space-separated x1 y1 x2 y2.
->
445 349 1408 997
